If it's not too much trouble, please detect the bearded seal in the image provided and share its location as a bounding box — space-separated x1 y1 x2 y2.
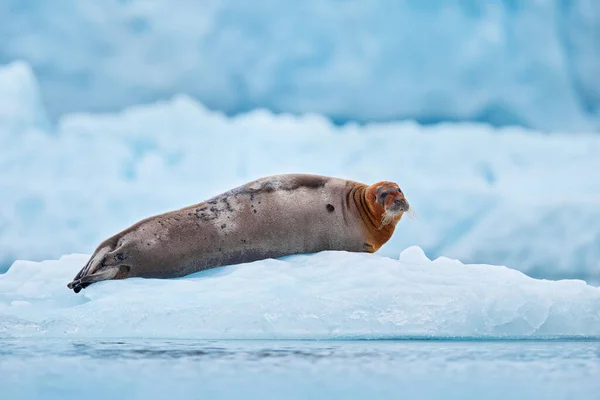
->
67 174 409 293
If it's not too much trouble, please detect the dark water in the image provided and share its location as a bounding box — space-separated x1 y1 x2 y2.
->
1 339 599 399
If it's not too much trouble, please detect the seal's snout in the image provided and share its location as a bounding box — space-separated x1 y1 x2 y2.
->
392 196 409 212
384 190 409 213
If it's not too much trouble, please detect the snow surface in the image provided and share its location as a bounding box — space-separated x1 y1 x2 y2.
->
0 0 598 131
1 61 600 281
1 247 599 339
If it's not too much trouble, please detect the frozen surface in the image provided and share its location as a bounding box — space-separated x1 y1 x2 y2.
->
0 0 598 131
1 247 599 339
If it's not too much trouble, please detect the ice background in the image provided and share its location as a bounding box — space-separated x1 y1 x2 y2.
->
1 60 600 282
1 0 600 339
1 3 600 398
0 0 598 132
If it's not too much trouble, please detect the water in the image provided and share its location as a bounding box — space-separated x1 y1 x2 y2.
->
1 339 599 399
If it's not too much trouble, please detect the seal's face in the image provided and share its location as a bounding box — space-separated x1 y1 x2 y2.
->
375 183 409 212
369 181 409 226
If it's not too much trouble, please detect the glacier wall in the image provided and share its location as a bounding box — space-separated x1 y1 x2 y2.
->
1 61 600 281
0 0 598 132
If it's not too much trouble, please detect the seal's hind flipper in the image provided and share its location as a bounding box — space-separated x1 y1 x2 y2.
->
67 266 121 293
67 242 125 293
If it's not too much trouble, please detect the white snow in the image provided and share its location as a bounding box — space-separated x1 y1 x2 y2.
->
1 61 600 282
1 247 599 339
0 1 598 131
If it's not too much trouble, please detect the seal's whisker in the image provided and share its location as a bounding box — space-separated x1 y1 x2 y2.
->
406 207 418 220
380 208 402 228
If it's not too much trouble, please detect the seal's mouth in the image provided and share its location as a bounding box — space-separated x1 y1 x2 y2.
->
380 196 409 226
387 196 409 213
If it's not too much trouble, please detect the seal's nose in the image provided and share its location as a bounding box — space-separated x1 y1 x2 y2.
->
393 197 409 211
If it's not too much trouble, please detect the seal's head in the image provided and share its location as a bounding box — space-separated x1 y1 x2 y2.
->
366 181 409 227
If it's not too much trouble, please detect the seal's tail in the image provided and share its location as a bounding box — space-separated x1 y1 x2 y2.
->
67 245 127 293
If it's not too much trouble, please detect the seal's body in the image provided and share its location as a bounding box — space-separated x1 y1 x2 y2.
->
68 174 409 293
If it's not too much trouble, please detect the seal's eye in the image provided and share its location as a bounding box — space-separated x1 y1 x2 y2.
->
380 192 388 199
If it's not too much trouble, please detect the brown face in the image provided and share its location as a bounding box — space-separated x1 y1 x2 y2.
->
373 182 409 214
